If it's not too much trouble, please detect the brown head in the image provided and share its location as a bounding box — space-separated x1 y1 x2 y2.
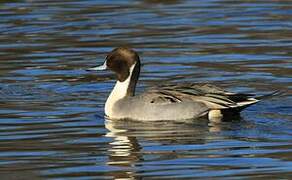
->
105 47 140 82
87 47 141 96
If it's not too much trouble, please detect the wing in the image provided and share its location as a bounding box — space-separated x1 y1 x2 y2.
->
146 83 256 109
140 91 182 104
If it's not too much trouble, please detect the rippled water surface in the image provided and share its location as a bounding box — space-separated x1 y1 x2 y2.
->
0 0 292 179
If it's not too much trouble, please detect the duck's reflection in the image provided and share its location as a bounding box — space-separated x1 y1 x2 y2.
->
105 119 142 167
105 119 212 163
104 118 243 179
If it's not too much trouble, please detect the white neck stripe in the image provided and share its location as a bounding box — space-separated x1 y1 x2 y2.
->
104 63 136 117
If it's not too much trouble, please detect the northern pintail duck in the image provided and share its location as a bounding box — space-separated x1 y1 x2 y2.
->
88 47 278 122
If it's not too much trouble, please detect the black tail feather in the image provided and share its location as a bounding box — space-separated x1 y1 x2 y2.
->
225 90 284 114
255 90 285 100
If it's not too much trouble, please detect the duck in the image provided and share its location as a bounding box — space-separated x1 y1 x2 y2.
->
87 47 278 122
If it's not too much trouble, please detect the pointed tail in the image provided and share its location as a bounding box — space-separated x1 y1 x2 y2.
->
255 90 284 100
232 90 284 112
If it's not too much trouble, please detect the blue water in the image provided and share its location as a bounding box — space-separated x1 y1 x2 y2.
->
0 0 291 179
